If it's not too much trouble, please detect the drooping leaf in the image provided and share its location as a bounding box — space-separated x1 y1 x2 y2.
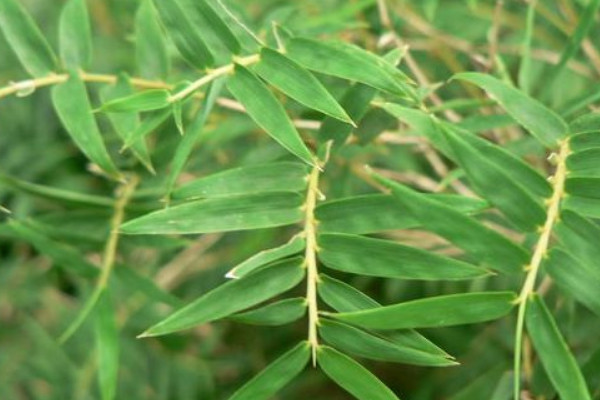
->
332 292 516 330
525 295 592 400
230 297 306 326
227 64 316 166
452 73 568 147
228 342 310 400
0 0 58 76
317 346 400 400
99 90 170 113
139 257 305 337
373 174 529 274
254 48 353 124
226 234 305 279
121 192 304 235
319 319 455 367
286 37 414 100
315 193 488 234
318 233 489 280
135 0 169 79
95 290 119 400
59 0 92 69
51 72 120 179
173 162 308 200
152 0 214 68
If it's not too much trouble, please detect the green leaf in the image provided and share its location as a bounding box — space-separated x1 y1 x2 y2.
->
318 233 489 280
99 89 170 113
565 177 600 199
227 64 316 166
226 234 305 279
570 131 600 152
441 125 546 231
99 75 154 173
173 162 308 200
95 290 119 400
373 174 529 274
332 292 516 330
229 297 306 326
567 148 600 177
317 346 400 400
525 295 592 400
555 210 600 270
316 193 488 234
121 192 303 235
543 248 600 317
122 108 172 150
139 257 305 337
563 195 600 219
51 72 120 179
59 0 92 69
286 37 414 100
136 0 169 79
228 342 310 400
0 0 58 76
184 0 241 55
452 73 568 147
319 319 455 367
152 0 214 68
254 48 353 124
114 265 182 308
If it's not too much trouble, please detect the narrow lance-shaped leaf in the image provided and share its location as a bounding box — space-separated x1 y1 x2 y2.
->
332 292 516 330
372 173 529 274
0 0 58 76
228 342 310 400
51 72 120 179
139 257 305 337
173 162 309 200
318 233 489 280
186 0 241 54
136 0 169 79
99 90 170 113
121 192 304 235
525 295 592 400
566 148 600 177
59 0 92 69
226 234 305 279
122 107 172 150
114 265 183 308
152 0 214 68
227 64 316 166
254 48 353 124
318 346 400 400
229 297 306 326
452 73 568 147
95 290 119 400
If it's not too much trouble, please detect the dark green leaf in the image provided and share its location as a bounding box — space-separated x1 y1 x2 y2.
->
567 148 600 177
525 295 592 400
230 298 306 326
563 195 600 218
140 257 305 337
59 0 92 69
565 177 600 199
121 192 304 235
227 64 316 166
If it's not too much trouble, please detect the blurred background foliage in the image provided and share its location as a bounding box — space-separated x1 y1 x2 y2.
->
1 0 600 399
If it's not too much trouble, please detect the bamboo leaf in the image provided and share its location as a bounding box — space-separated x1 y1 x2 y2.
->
229 342 310 400
229 297 306 326
121 192 304 235
226 234 305 279
332 292 516 330
525 295 592 400
114 265 182 308
136 0 169 79
565 177 600 199
152 0 214 68
123 108 172 150
555 210 600 271
183 0 241 55
317 346 400 400
0 0 58 76
373 174 529 274
51 72 120 179
139 257 305 337
227 64 316 166
173 162 309 200
59 0 92 69
567 148 600 177
95 290 119 400
255 48 353 124
319 319 456 367
570 131 600 152
286 37 414 100
452 73 568 147
318 233 489 280
563 195 600 219
99 90 170 113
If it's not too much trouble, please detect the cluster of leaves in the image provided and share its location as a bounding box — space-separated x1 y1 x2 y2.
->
1 0 600 399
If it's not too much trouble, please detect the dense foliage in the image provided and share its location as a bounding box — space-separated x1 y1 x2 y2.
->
1 0 600 399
